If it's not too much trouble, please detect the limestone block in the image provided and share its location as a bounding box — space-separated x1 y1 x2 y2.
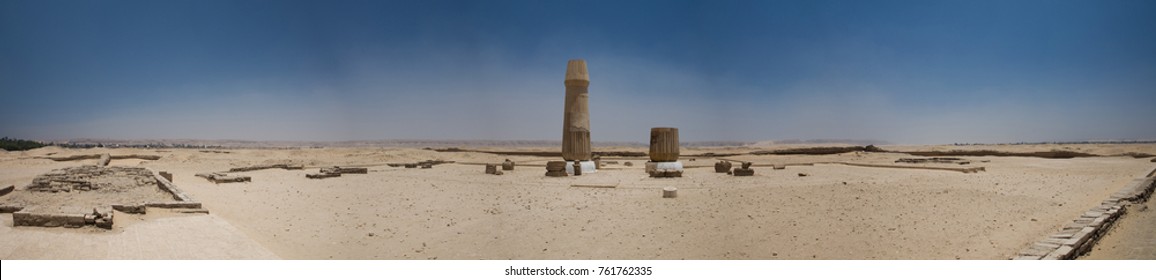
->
714 161 732 173
159 171 173 183
662 187 677 198
0 205 24 213
145 201 203 209
1042 246 1074 260
98 153 111 167
112 204 147 214
306 173 341 179
733 168 754 176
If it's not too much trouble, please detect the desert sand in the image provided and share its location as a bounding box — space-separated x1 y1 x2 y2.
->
1 144 1154 259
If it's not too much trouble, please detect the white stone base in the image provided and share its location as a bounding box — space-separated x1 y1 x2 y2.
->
645 161 683 173
564 161 597 175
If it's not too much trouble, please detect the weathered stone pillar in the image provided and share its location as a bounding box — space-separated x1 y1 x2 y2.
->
647 127 683 178
649 127 679 162
562 59 592 161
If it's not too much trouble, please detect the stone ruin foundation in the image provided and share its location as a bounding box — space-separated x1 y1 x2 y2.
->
1 166 203 229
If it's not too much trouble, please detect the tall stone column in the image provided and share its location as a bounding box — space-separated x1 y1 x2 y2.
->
562 59 592 161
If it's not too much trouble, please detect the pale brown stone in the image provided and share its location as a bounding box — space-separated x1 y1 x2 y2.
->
562 59 592 161
649 127 680 162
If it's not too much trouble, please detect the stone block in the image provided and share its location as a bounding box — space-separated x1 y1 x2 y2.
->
145 201 203 209
545 171 568 177
649 170 683 178
485 164 497 174
662 187 677 198
1042 246 1074 260
307 173 341 179
94 217 113 229
502 161 515 171
733 168 754 176
1019 246 1053 257
1037 238 1066 247
1062 227 1096 247
159 171 173 183
112 204 147 214
0 205 24 213
714 161 732 173
13 211 87 228
0 185 14 196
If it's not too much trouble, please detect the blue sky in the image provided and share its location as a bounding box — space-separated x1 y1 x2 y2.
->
1 0 1154 144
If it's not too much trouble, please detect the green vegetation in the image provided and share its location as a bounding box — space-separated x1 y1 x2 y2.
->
0 137 48 151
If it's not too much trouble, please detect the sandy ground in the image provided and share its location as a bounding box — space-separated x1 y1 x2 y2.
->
1 144 1154 259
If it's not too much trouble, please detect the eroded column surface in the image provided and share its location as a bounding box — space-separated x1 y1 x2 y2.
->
562 59 592 161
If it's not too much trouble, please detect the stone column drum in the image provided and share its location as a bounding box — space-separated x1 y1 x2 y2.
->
649 127 680 162
562 59 592 161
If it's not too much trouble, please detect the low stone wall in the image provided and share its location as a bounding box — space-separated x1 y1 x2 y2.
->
150 168 194 202
13 211 87 228
13 206 113 229
1014 167 1156 260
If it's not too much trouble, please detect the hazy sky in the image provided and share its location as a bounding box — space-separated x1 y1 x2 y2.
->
2 0 1154 144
